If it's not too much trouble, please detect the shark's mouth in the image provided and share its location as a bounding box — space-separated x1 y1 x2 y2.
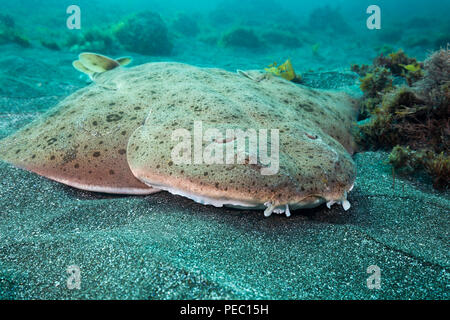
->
140 178 263 208
140 177 354 218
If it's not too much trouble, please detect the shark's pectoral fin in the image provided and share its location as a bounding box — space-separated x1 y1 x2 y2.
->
116 57 133 67
73 53 133 83
73 60 94 76
78 52 120 73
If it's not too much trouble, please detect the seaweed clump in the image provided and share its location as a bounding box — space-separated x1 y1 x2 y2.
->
352 50 426 118
0 13 30 48
221 28 264 50
354 48 449 189
308 6 352 34
65 27 115 53
373 49 424 85
114 11 173 56
356 67 394 117
389 147 449 189
42 11 173 55
172 13 199 37
0 14 15 28
260 30 303 49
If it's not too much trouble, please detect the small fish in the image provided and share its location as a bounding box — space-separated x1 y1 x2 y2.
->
399 63 421 72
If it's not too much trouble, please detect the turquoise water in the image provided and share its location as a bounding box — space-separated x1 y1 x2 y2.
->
0 0 448 300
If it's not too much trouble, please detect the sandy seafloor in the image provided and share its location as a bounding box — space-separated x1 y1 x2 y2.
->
0 42 448 300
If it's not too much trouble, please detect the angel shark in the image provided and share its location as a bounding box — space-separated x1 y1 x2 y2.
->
0 53 358 217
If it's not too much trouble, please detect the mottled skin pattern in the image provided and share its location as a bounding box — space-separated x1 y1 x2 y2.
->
0 68 160 194
0 62 357 212
126 63 358 210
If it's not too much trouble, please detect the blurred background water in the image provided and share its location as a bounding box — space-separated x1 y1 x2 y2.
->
1 0 448 110
1 0 449 65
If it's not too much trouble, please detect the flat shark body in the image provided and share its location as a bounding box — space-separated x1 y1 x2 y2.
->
0 55 358 215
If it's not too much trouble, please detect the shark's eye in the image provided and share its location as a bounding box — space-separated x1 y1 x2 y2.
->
305 133 318 140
